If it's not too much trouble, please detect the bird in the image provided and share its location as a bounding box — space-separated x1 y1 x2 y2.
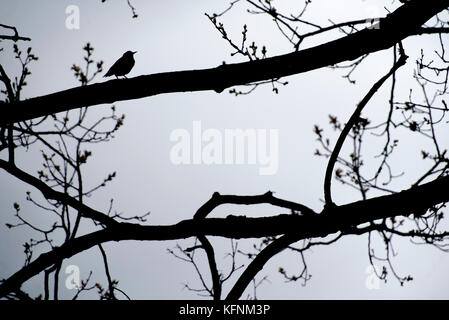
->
104 50 137 79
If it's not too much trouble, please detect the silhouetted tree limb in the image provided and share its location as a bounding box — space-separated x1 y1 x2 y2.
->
226 234 296 300
1 173 449 298
0 24 31 42
324 47 408 206
0 65 14 101
194 191 316 219
0 150 118 228
197 235 222 300
98 244 118 300
415 27 449 35
2 0 448 125
100 0 138 19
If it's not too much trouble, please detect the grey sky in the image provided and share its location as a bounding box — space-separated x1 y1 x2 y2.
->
1 0 449 299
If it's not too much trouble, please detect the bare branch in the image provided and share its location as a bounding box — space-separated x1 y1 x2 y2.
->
0 24 31 41
194 191 316 219
324 50 408 206
0 159 119 227
197 236 221 300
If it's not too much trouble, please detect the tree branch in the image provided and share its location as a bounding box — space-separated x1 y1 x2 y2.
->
0 65 15 102
2 0 448 125
226 234 297 300
197 235 221 300
194 191 316 219
0 159 118 227
415 27 449 35
1 173 448 298
98 244 116 299
323 49 408 206
0 24 31 42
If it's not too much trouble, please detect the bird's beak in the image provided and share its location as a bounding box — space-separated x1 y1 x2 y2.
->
132 51 137 54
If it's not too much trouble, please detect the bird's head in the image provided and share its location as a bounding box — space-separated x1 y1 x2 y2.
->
124 50 137 57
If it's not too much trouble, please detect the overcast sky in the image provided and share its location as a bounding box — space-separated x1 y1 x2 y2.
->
1 0 449 299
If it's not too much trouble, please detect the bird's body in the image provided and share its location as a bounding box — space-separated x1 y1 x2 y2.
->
104 50 137 78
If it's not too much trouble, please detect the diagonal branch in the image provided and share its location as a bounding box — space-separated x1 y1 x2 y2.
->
323 49 408 206
1 0 448 125
0 159 118 227
226 234 298 300
0 65 15 102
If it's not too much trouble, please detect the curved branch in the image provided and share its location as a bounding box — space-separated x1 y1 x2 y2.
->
197 235 221 300
194 191 316 219
226 234 298 300
324 50 408 205
2 0 448 125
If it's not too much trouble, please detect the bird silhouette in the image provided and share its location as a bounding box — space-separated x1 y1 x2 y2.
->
104 51 137 79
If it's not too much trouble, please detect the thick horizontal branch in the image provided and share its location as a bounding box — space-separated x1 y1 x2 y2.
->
2 0 448 125
1 174 448 298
